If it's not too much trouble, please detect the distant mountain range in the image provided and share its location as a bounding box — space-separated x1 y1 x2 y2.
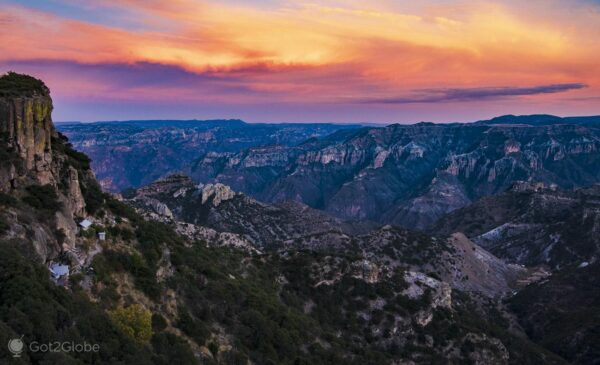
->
57 120 361 191
59 115 600 229
190 115 600 228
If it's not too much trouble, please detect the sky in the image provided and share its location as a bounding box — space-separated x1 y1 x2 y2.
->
1 0 600 123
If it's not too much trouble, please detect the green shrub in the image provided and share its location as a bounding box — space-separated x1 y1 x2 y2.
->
151 333 197 365
22 184 62 212
109 305 153 344
0 241 155 363
106 198 138 221
50 132 91 171
81 181 104 214
151 313 167 332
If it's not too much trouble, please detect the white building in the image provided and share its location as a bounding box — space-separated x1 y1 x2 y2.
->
98 231 106 241
49 263 69 280
79 219 92 231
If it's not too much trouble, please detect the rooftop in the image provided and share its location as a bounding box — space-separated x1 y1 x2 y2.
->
49 263 69 278
79 219 93 228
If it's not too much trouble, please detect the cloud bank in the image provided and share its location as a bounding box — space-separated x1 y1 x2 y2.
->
0 0 599 122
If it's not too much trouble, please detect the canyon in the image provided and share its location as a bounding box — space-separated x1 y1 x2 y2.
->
1 73 598 364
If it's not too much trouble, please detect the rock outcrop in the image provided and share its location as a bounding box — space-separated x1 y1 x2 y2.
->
201 183 235 206
0 74 56 190
128 174 375 249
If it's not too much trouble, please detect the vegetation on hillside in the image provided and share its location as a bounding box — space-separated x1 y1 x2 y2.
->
0 72 50 97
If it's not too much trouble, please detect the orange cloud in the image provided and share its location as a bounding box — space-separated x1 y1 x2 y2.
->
1 0 599 107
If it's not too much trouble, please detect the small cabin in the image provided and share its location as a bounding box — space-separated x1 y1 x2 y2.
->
79 219 92 231
49 263 69 280
98 231 106 241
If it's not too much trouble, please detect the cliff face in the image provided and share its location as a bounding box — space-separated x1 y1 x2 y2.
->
0 95 56 189
0 95 54 185
0 73 93 259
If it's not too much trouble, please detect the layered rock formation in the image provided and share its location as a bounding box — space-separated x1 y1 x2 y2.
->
0 84 54 188
190 117 600 229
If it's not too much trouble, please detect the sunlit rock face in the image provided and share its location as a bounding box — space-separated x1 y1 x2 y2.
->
0 94 55 187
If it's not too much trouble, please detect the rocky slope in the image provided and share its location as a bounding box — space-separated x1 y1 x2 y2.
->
190 117 600 229
430 181 600 364
127 174 376 250
509 261 600 364
430 181 600 269
57 120 361 192
129 174 542 299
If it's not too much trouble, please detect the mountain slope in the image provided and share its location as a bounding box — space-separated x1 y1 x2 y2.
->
509 261 600 364
430 181 600 364
430 181 600 269
128 174 543 298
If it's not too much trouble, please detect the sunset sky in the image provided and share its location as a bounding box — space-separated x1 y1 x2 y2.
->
1 0 600 123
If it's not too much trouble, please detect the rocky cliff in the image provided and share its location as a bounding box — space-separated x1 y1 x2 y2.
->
0 74 54 188
429 182 600 363
0 72 97 260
